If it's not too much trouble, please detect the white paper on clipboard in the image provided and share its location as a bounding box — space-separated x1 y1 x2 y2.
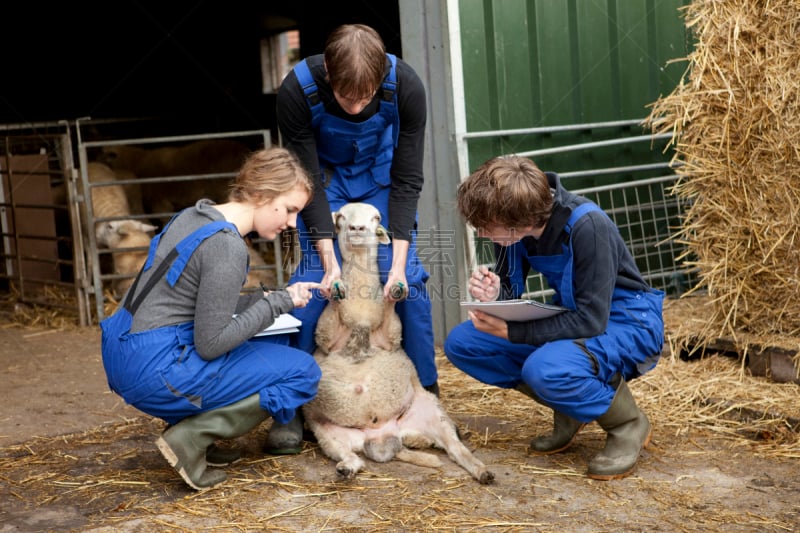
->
253 313 302 336
460 299 567 321
234 313 302 337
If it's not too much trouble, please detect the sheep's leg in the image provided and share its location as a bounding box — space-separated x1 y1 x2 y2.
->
399 391 496 485
305 418 366 480
394 448 443 468
315 305 353 355
370 300 402 352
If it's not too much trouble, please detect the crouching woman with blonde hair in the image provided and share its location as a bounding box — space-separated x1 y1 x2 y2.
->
101 147 322 490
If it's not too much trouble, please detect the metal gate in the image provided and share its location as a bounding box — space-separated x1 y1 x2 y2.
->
460 118 694 305
75 125 279 322
1 122 287 326
0 121 87 323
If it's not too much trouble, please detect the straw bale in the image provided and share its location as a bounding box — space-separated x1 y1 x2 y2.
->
645 0 800 346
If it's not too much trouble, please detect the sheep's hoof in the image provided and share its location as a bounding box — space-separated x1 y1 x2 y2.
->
331 280 346 300
389 281 408 300
478 470 496 485
335 463 358 480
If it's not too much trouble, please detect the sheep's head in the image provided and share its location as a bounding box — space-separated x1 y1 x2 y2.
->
333 203 390 259
99 220 157 249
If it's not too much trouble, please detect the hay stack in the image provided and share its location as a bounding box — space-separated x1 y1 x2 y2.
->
646 0 800 346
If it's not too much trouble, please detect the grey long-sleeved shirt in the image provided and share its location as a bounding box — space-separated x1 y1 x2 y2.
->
129 199 293 360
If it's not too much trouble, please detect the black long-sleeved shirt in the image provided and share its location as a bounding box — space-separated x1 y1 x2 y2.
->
498 172 651 346
276 54 427 241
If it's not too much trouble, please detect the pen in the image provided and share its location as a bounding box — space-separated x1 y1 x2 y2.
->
260 282 284 293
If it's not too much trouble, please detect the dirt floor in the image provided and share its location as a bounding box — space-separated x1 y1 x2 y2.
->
1 302 800 532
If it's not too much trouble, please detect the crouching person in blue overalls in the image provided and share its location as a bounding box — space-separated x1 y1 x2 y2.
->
445 156 665 480
270 24 437 454
100 147 323 491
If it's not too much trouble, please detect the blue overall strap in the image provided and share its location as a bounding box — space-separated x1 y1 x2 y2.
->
380 54 400 147
560 201 608 309
125 219 237 313
125 247 179 315
143 209 184 271
294 59 325 129
166 220 238 286
565 202 604 234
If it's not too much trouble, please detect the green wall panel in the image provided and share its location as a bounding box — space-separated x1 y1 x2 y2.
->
459 0 692 172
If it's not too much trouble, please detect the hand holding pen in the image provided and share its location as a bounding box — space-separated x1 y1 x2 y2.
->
468 266 500 302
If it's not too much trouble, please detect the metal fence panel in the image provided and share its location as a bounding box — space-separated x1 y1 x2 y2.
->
0 123 87 322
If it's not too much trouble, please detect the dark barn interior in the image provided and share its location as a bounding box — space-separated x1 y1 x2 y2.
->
0 0 403 303
0 1 402 140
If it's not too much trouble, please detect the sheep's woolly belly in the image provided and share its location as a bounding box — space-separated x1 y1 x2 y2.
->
307 349 417 429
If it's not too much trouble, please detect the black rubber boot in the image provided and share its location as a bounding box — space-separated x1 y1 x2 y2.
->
263 412 305 455
156 393 269 490
587 378 652 480
517 383 585 455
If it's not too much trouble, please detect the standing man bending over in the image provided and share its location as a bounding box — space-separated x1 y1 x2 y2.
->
270 23 437 454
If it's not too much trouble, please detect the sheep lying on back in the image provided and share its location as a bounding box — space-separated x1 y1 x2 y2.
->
302 203 494 484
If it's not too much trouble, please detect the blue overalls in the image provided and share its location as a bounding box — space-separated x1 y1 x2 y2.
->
100 218 321 426
444 203 665 422
287 54 437 387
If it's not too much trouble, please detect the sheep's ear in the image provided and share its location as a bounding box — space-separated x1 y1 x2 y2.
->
112 221 132 236
376 225 391 245
138 222 158 234
333 211 346 231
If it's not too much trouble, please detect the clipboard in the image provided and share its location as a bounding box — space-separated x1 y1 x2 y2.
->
234 313 302 337
460 299 567 321
253 313 302 336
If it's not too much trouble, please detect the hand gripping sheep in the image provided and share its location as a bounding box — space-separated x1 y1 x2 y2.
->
302 203 494 484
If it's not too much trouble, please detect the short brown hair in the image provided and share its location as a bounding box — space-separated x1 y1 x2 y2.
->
457 156 553 229
324 24 386 100
229 147 312 204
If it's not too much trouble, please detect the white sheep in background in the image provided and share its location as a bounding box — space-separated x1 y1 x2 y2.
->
302 202 495 485
107 220 156 299
83 162 156 297
86 161 155 247
86 161 129 247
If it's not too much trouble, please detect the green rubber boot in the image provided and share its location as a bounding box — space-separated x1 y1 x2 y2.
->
587 378 652 480
156 393 270 490
517 383 585 455
263 412 305 455
158 430 242 467
205 444 241 467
